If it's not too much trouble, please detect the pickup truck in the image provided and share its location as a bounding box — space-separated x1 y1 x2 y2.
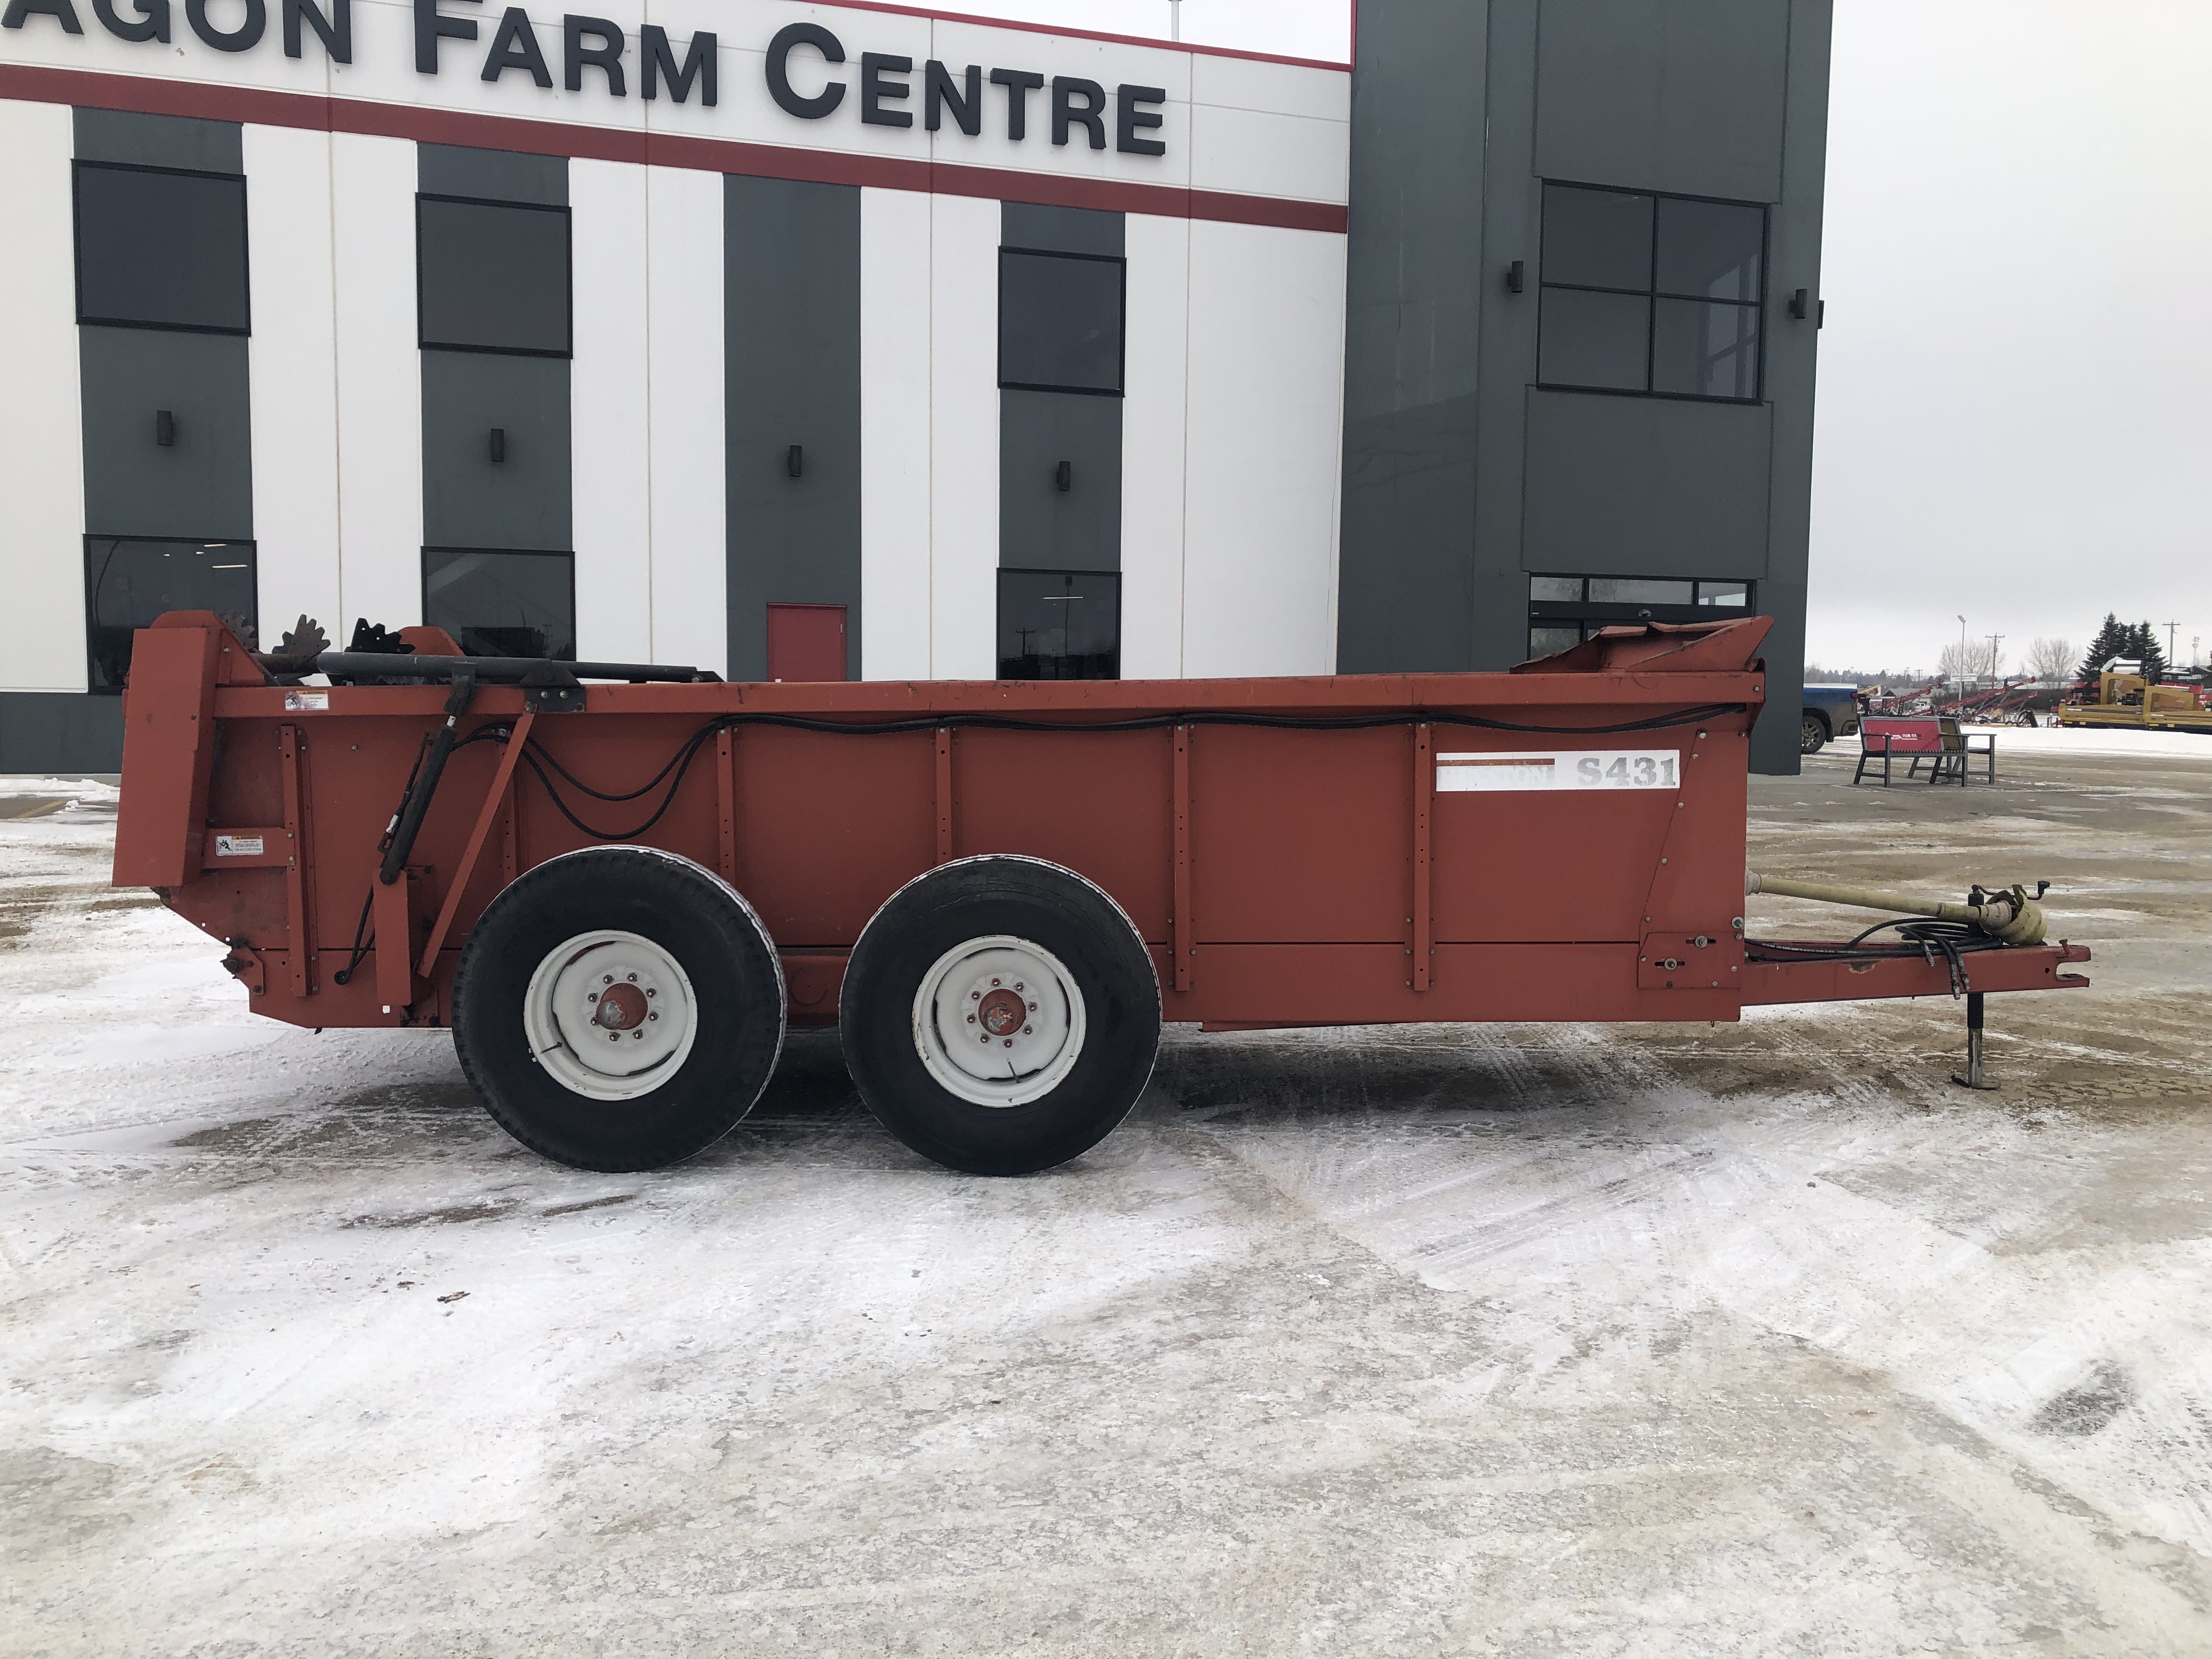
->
1802 683 1863 753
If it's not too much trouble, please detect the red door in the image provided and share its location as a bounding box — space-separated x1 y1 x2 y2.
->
765 603 848 681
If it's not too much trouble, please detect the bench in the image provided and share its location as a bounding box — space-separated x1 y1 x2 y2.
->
1853 716 1996 786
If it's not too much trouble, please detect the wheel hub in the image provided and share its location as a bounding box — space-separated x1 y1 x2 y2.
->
591 981 650 1030
522 932 698 1101
977 986 1027 1037
911 936 1086 1108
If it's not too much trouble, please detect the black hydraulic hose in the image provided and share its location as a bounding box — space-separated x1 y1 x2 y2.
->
317 651 706 684
509 702 1752 845
379 668 477 885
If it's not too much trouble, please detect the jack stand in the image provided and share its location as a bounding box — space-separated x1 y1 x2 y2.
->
1951 990 1996 1090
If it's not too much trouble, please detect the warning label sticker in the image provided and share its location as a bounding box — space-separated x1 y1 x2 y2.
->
214 834 265 857
283 691 330 711
1437 751 1681 792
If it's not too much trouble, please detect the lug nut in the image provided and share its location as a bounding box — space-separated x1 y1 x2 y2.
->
602 974 613 985
646 988 656 998
588 991 599 1002
972 990 980 1000
967 1014 976 1024
1023 1026 1032 1035
1027 1001 1036 1011
991 977 1001 986
647 1012 657 1022
627 973 637 982
608 1032 620 1043
1002 1039 1012 1047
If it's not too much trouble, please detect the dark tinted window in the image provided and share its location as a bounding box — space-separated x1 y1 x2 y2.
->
418 197 571 356
1537 287 1647 391
75 164 249 334
998 568 1120 680
999 250 1124 395
423 548 575 659
1541 187 1651 290
1525 572 1753 659
1539 183 1765 402
84 536 256 690
1655 196 1764 301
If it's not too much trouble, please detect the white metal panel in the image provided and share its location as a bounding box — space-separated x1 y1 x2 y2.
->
927 191 1000 682
1 1 1348 210
858 185 932 680
242 122 342 654
1182 221 1346 678
922 19 1193 192
1186 100 1350 205
644 165 728 676
570 157 653 663
329 130 422 633
1189 52 1352 125
0 99 87 693
1119 211 1190 680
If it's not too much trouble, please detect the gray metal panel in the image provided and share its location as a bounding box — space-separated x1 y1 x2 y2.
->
1001 201 1123 256
998 390 1122 572
417 143 567 205
1334 0 1489 673
79 325 253 540
724 174 862 683
1468 0 1547 671
420 351 572 551
1533 0 1789 202
73 106 240 173
0 692 123 772
1747 0 1833 776
1520 388 1771 577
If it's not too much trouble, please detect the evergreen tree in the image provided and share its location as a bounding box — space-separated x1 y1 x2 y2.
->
2078 613 2129 681
2128 621 2168 684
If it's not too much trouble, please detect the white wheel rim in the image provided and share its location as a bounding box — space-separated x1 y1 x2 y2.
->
911 934 1086 1108
523 930 699 1102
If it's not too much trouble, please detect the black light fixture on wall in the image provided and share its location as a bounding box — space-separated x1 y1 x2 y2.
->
155 409 175 447
787 444 804 478
488 427 507 463
1056 459 1073 492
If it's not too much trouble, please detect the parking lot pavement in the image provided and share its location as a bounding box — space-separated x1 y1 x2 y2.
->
5 749 2210 1657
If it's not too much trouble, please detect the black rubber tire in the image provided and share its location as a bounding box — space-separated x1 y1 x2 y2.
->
840 856 1161 1176
1801 713 1829 754
452 847 785 1172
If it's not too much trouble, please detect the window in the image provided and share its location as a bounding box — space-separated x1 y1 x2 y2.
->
1538 184 1764 402
417 196 572 356
998 249 1124 395
74 162 249 334
998 569 1120 680
423 548 575 659
1525 573 1752 659
84 537 257 691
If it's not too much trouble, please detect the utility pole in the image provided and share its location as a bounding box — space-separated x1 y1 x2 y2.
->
1957 614 1968 696
2165 621 2180 662
1169 0 1181 41
1985 633 2004 684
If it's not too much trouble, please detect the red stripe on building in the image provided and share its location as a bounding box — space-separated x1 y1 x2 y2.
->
0 63 1348 234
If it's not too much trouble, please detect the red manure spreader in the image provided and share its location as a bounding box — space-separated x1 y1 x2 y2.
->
111 611 2088 1175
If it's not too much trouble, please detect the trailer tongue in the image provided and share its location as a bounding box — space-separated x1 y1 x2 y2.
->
110 611 2089 1175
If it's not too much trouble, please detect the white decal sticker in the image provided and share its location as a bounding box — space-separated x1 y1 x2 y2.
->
215 834 265 857
1437 751 1680 792
283 691 330 711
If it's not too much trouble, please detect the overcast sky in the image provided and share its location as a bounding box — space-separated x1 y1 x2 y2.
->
978 2 2210 676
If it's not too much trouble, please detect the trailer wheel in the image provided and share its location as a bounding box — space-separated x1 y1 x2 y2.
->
452 847 785 1172
841 856 1160 1175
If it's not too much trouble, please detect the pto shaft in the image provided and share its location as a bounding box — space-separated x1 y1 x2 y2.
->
1746 872 2047 946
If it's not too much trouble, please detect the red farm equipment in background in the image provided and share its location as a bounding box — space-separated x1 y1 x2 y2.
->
110 611 2087 1175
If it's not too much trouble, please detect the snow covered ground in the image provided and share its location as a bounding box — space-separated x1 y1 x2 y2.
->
1958 724 2212 761
5 754 2211 1656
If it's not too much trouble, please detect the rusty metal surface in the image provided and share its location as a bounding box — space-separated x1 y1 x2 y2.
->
110 611 2086 1031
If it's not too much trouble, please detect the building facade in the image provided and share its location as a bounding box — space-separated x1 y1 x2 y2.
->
1339 0 1832 773
0 0 1827 776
